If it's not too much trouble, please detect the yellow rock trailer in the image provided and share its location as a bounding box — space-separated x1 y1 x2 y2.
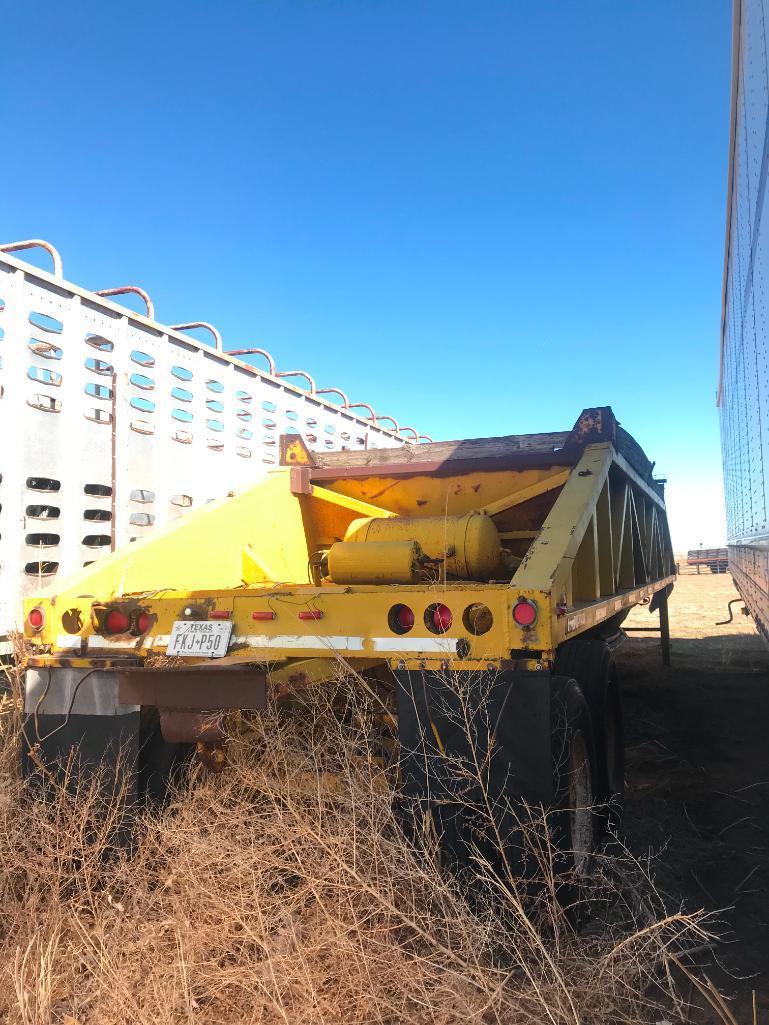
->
21 407 675 868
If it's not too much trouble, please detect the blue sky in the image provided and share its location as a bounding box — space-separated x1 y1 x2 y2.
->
1 1 731 549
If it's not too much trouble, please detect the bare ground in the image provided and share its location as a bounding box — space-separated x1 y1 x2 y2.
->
619 573 769 1021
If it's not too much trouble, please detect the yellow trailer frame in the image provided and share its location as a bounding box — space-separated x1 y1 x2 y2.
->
23 408 674 678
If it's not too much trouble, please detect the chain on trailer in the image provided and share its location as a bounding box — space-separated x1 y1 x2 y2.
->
0 240 431 653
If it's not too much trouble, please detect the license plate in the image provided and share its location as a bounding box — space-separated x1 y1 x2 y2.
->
166 620 233 658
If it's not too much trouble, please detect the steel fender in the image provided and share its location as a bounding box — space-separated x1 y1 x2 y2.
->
22 668 140 800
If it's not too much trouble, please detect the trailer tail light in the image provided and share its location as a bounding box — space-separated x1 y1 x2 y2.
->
426 603 452 634
388 603 415 634
252 610 276 621
135 612 152 635
27 607 45 632
433 604 452 632
298 610 323 620
513 598 538 627
209 610 231 620
104 608 130 634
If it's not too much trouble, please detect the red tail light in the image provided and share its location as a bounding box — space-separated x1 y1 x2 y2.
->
432 604 452 633
27 607 45 632
135 612 152 635
209 610 231 620
513 598 537 627
397 605 415 630
252 610 276 620
298 610 323 620
104 608 130 634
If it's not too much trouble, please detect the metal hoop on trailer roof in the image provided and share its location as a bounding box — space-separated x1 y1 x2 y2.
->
95 286 155 320
170 322 223 352
348 402 377 420
275 369 317 393
226 347 277 376
316 387 351 408
0 239 63 277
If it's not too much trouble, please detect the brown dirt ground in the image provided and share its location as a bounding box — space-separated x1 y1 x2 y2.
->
619 573 769 1020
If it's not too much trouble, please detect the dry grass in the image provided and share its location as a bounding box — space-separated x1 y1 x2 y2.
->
0 650 726 1025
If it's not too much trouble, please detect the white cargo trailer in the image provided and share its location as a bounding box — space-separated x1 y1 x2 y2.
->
0 240 426 654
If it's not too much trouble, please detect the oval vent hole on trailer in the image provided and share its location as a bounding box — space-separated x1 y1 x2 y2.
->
236 446 252 458
172 429 193 444
130 349 154 366
25 532 60 547
261 399 275 412
84 408 112 424
82 534 111 547
172 365 193 381
171 494 192 507
206 399 224 412
85 357 114 375
130 373 154 390
84 483 112 497
236 390 253 403
84 508 111 521
172 386 193 402
131 419 155 435
306 434 318 444
207 418 224 432
262 417 276 429
324 424 336 434
26 504 60 519
207 438 225 450
85 382 113 400
130 396 155 413
285 410 299 422
28 339 63 359
28 477 61 492
237 409 253 421
130 489 155 503
24 560 59 576
237 428 252 440
129 513 154 527
85 333 114 352
29 312 63 334
306 417 317 427
28 366 62 387
172 408 193 422
207 379 224 393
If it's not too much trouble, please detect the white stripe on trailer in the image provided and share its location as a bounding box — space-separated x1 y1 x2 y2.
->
372 636 458 653
233 634 365 651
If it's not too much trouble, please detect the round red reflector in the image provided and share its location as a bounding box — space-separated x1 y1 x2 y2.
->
397 605 415 630
136 612 152 634
27 607 44 631
105 609 130 634
513 599 537 627
432 603 452 633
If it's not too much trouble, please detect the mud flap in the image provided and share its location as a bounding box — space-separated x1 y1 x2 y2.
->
22 667 141 805
395 668 553 875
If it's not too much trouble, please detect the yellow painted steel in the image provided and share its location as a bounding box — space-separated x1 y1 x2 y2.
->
327 540 423 585
344 511 502 581
23 429 675 674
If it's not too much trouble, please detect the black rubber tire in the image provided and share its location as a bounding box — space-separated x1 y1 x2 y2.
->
554 639 625 832
549 678 599 879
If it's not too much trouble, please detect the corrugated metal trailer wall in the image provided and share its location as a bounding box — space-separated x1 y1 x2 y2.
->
719 0 769 642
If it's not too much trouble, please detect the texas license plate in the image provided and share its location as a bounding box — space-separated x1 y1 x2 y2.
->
166 620 233 657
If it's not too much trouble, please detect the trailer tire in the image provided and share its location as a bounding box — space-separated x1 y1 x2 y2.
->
554 639 624 832
549 678 599 884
